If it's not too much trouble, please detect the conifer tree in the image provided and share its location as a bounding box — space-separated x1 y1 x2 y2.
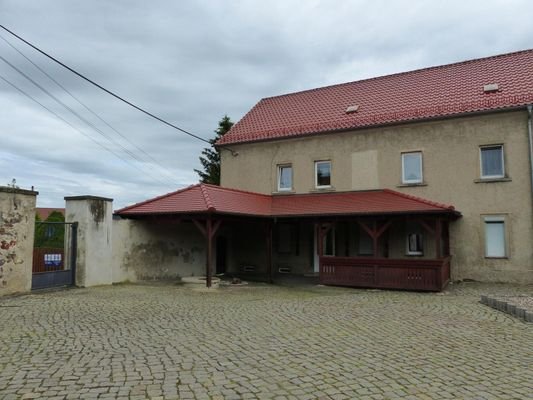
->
195 115 233 185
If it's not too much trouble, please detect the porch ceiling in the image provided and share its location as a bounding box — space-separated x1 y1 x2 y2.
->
114 184 460 219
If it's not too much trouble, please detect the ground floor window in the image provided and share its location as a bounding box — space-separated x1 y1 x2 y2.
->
358 229 374 255
406 232 423 255
484 216 506 258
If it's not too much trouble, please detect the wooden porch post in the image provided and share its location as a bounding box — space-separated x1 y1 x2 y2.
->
266 221 273 284
206 217 213 288
443 220 450 257
435 218 442 259
192 217 222 288
357 219 393 258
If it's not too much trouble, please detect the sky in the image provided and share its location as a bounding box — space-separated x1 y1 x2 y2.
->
1 0 532 209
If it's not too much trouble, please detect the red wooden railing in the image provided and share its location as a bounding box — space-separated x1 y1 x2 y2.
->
32 248 65 274
319 256 451 291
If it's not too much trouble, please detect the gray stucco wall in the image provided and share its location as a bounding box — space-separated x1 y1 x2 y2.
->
0 187 37 296
112 218 206 282
65 196 114 287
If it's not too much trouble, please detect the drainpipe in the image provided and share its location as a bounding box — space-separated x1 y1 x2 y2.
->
528 105 533 195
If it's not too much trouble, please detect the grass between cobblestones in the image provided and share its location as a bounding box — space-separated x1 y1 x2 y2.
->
0 281 532 399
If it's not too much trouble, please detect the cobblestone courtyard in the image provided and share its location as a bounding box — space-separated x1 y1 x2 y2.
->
1 282 532 400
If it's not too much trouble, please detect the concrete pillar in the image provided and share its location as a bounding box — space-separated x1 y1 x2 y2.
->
65 195 113 287
0 186 38 296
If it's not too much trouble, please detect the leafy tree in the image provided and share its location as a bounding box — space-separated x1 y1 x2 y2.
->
34 210 65 248
195 115 233 185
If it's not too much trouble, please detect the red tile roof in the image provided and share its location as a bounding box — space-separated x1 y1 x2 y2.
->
115 184 458 218
36 207 65 220
218 49 533 146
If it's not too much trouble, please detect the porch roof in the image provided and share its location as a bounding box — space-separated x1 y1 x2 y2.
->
115 184 460 218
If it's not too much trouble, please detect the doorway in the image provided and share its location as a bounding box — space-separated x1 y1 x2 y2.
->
216 236 227 274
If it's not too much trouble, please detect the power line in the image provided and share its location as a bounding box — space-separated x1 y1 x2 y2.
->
0 54 176 182
0 24 212 145
0 73 176 188
0 32 181 184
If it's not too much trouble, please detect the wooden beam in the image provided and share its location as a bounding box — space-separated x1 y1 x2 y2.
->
206 218 213 288
266 222 273 284
192 219 207 237
417 219 436 235
435 218 442 258
211 219 222 238
375 220 393 238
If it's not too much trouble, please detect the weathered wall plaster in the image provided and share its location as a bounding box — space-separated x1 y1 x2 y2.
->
65 196 113 287
112 218 205 282
0 186 37 296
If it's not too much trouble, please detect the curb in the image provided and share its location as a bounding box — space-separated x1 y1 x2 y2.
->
480 295 533 323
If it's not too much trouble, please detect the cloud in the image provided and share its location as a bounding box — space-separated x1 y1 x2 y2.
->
1 0 532 208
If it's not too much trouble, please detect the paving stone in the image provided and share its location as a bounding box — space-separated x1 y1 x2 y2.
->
0 282 531 399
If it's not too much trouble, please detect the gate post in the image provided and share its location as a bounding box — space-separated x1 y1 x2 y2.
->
0 186 38 296
64 196 113 287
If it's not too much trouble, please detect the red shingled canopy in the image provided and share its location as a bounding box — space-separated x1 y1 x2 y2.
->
115 184 459 218
218 49 533 146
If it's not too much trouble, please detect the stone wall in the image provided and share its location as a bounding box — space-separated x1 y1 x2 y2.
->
0 186 37 296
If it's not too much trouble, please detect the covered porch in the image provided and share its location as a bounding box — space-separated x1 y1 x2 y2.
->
115 184 460 291
314 216 452 291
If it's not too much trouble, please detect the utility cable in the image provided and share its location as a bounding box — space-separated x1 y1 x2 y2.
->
0 24 238 155
0 32 183 183
0 54 179 186
0 73 176 187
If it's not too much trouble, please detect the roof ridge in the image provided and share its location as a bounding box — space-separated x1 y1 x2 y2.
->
383 189 455 210
115 184 199 214
259 48 533 102
199 184 216 212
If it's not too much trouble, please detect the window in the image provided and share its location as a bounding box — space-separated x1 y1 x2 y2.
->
277 164 292 191
480 145 504 179
358 229 374 256
315 160 331 188
484 216 506 258
406 233 423 255
402 152 423 184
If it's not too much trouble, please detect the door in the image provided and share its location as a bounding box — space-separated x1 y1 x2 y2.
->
314 226 335 272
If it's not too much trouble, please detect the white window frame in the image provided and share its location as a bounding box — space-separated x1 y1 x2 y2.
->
484 215 507 258
277 164 293 192
315 160 332 189
406 233 424 256
480 145 505 179
401 151 423 184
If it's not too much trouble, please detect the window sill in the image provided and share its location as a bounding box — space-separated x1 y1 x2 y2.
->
484 256 509 260
397 182 427 188
309 186 336 193
405 253 424 257
272 190 295 195
474 177 512 183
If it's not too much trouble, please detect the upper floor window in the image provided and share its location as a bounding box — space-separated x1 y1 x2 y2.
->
402 152 423 184
480 145 504 179
315 160 331 188
277 164 292 191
